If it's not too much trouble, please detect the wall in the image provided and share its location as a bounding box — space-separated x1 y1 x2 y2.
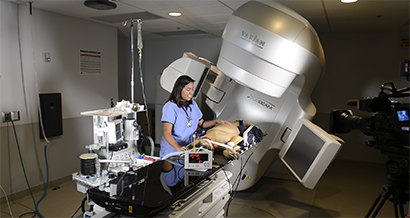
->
1 1 117 198
118 36 223 105
118 36 143 104
143 37 223 104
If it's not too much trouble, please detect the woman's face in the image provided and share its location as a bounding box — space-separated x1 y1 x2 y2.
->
181 82 194 102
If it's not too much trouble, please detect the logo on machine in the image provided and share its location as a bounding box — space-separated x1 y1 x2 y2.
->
247 95 275 110
240 31 266 49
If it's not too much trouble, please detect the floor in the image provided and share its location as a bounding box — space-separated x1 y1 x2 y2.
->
1 159 408 218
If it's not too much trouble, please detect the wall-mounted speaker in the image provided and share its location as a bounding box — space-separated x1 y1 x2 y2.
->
39 93 63 139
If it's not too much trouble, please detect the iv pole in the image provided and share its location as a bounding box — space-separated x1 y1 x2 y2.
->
122 19 143 104
122 19 151 136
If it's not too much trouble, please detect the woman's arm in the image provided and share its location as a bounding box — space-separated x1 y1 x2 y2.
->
163 122 188 152
199 119 232 129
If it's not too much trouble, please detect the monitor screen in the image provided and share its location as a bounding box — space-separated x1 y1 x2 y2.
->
397 110 409 122
279 118 342 189
282 125 325 180
188 153 209 164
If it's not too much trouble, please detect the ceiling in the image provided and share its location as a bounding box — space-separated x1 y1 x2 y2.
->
9 0 410 40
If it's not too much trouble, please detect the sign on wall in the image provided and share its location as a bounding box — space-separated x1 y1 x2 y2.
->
80 49 102 75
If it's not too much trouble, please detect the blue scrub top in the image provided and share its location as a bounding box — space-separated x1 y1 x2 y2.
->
160 100 203 158
161 165 185 187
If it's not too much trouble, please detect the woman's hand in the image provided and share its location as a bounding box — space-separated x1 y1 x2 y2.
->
200 119 233 129
215 119 233 126
164 122 189 152
178 146 189 152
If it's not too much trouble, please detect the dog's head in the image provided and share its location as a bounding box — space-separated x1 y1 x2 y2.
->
190 138 214 151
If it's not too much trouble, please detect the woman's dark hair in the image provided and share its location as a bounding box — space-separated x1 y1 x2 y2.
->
167 75 195 107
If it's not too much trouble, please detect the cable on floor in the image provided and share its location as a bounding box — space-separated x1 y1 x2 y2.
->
0 185 14 218
70 197 87 218
34 145 49 218
10 119 40 218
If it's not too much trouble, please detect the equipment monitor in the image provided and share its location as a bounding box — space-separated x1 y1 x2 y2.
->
184 150 212 169
279 118 342 189
396 109 409 122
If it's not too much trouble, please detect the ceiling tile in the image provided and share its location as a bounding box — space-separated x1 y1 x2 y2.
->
11 0 410 39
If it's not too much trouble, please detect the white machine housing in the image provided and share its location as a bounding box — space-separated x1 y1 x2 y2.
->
80 108 140 161
160 1 341 190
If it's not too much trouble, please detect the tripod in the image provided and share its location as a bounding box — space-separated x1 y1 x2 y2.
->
365 172 409 218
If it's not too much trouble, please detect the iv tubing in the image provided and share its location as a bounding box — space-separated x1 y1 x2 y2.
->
130 22 135 103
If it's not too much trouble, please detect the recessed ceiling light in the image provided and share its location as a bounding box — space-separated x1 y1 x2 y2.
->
341 0 358 3
168 12 182 17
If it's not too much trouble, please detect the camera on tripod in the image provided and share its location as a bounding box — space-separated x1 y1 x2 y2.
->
329 59 410 218
330 66 409 157
330 81 409 155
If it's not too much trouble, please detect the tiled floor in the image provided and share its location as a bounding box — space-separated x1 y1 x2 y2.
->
1 159 409 218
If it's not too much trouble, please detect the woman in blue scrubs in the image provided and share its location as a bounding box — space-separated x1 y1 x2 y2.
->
160 75 230 172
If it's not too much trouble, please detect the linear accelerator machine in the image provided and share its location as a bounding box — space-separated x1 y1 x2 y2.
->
160 0 342 191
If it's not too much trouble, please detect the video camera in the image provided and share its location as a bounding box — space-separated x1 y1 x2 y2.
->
330 59 409 177
330 81 409 147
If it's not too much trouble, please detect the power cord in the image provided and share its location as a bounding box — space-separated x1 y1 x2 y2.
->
70 196 87 218
10 119 50 218
10 119 40 218
225 148 256 217
70 204 81 218
34 145 49 218
221 168 233 194
0 185 13 218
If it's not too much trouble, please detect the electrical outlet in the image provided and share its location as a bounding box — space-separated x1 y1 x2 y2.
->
11 111 20 121
2 112 11 122
2 111 20 122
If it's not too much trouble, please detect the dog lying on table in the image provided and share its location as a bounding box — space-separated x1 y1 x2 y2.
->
190 121 263 160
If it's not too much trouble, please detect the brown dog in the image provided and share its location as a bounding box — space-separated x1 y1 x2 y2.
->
191 121 255 159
